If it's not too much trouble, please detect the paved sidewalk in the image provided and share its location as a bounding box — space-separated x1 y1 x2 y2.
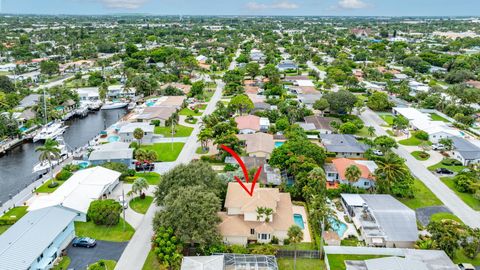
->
360 108 480 228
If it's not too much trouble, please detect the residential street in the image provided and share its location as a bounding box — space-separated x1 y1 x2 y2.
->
360 108 480 228
115 50 239 270
306 61 326 81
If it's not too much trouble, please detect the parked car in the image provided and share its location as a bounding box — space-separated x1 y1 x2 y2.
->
72 237 96 248
118 195 128 209
458 263 475 270
432 143 445 150
372 149 384 156
435 168 454 175
135 162 155 172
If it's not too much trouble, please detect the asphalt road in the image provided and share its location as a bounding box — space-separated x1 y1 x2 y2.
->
360 108 480 228
67 240 128 270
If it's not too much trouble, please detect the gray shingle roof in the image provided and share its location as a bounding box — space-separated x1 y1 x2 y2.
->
0 206 77 270
451 137 480 160
320 134 368 153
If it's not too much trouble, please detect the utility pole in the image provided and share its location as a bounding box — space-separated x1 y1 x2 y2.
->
122 186 126 232
319 217 325 261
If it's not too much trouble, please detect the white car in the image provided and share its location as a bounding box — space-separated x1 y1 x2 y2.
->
118 195 128 209
372 149 384 156
432 143 445 151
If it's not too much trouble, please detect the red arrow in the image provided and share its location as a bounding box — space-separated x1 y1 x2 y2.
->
221 145 262 197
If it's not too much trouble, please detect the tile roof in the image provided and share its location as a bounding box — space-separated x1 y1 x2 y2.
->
332 158 374 181
237 133 274 154
235 115 260 131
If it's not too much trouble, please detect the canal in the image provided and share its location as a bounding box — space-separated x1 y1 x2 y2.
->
0 108 127 204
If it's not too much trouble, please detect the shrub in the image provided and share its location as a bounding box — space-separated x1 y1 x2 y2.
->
56 169 73 181
414 130 429 141
48 182 59 188
126 169 136 177
453 175 474 193
283 238 290 245
441 158 462 166
271 235 279 244
250 244 278 255
228 244 249 254
129 142 139 149
339 122 358 134
224 163 238 172
87 199 122 225
150 120 161 126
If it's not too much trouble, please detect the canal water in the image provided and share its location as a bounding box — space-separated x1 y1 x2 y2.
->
0 108 127 204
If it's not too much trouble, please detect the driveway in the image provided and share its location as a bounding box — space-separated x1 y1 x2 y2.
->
67 240 128 269
360 108 480 228
416 206 452 227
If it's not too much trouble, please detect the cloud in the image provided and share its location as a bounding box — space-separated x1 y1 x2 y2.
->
246 1 299 11
98 0 149 9
337 0 368 9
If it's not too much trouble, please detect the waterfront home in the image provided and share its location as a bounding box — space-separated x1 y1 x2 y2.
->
218 182 295 246
341 194 418 248
0 206 77 270
28 167 120 221
136 106 177 125
75 87 100 101
324 158 377 189
88 141 134 168
342 249 458 270
304 115 341 134
118 122 155 144
319 134 368 158
450 137 480 166
237 133 275 158
235 115 270 134
15 94 42 110
108 85 136 99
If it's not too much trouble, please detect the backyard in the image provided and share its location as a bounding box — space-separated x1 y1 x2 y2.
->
129 196 154 214
140 143 185 162
35 179 65 193
398 178 442 209
441 177 480 211
277 258 324 270
429 113 450 122
378 114 394 126
154 124 193 137
75 218 135 242
133 172 161 185
327 254 388 270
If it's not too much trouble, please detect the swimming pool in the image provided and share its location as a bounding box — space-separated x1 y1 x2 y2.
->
108 135 120 142
19 127 28 133
274 141 285 148
146 99 157 107
78 161 90 169
294 214 305 229
328 217 347 237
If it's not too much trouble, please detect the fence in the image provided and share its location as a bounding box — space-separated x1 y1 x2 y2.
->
276 249 321 259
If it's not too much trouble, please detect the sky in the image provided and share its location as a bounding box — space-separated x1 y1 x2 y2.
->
1 0 479 16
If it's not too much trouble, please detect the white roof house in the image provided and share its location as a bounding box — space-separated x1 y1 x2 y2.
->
28 167 120 218
392 107 430 121
119 122 155 134
181 255 224 270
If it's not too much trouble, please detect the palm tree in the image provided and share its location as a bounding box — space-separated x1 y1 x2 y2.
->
35 139 61 185
345 165 362 185
198 128 213 152
256 207 273 222
374 152 410 193
287 225 304 270
127 177 149 199
133 128 144 146
367 126 376 137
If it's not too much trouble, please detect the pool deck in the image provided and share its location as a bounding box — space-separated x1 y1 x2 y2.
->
330 203 358 239
292 205 312 242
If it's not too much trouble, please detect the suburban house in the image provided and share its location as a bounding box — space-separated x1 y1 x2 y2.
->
118 122 155 144
136 106 177 125
341 194 418 248
320 134 368 158
218 182 295 246
343 249 458 270
409 118 463 143
0 206 77 270
181 254 278 270
304 115 341 134
224 156 281 185
298 93 322 108
324 158 377 189
237 133 275 158
276 60 298 71
108 85 136 99
28 167 121 221
88 141 134 168
451 137 480 166
235 115 270 134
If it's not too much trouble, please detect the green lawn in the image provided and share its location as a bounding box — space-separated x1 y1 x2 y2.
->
75 218 135 242
430 113 450 122
142 250 167 270
140 143 185 162
327 254 388 270
379 114 394 126
386 129 394 136
430 212 463 224
341 238 362 247
185 117 198 124
129 196 154 214
134 172 161 185
398 178 442 209
154 124 193 137
196 147 208 154
0 206 28 234
428 161 466 173
87 260 116 270
35 179 64 193
179 107 202 116
453 249 480 265
276 242 316 251
0 225 10 235
411 151 430 161
355 127 370 137
277 258 325 270
441 177 480 211
52 256 71 270
398 136 426 146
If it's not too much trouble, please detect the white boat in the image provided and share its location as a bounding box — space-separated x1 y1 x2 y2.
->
101 101 128 110
127 102 136 110
32 137 69 173
33 122 67 142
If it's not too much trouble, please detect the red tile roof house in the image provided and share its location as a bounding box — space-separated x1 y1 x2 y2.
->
324 158 378 189
235 115 270 134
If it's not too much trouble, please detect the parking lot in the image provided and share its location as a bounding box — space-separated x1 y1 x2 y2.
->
66 240 128 269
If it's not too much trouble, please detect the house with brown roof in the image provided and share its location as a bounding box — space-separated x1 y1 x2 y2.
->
304 116 341 134
218 182 295 246
237 133 275 158
324 158 377 189
235 115 270 134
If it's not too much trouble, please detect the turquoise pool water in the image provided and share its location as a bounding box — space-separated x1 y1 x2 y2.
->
146 99 157 107
294 214 305 229
19 127 28 132
328 217 347 237
78 161 90 169
55 106 65 111
108 135 120 142
274 141 284 148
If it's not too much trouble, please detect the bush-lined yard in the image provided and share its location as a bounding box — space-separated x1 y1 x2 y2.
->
154 124 193 137
75 218 135 242
140 143 185 162
441 177 480 210
398 179 442 209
